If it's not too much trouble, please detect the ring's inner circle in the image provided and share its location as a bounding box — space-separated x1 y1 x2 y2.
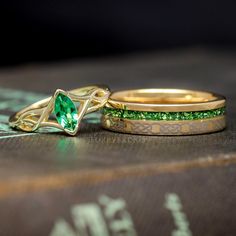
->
110 89 220 104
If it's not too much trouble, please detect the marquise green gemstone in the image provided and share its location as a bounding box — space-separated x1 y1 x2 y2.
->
54 93 79 132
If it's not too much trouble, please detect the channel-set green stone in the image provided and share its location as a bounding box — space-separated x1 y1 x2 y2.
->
54 93 79 132
102 107 226 121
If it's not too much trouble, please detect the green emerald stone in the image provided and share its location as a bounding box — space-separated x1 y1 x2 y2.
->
54 93 79 132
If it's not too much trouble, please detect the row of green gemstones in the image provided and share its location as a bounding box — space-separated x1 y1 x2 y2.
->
102 107 226 121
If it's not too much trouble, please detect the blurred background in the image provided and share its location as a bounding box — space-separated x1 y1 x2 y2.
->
1 0 236 66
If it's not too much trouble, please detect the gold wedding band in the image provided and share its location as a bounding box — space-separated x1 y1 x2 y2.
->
9 85 110 136
102 89 226 135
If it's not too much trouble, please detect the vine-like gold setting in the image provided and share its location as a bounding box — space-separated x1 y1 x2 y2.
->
9 85 110 136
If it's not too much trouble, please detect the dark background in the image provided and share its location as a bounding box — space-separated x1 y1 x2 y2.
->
1 1 236 65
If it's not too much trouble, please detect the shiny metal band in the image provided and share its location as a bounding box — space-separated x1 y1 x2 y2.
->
106 89 226 112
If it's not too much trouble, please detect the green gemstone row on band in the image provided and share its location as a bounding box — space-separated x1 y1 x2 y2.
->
102 107 226 121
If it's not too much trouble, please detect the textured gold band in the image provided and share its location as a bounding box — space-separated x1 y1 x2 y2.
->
102 115 226 135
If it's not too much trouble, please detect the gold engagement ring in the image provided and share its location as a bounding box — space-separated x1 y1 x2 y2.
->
9 85 110 136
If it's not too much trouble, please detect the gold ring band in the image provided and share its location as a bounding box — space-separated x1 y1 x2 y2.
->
102 88 226 135
105 89 225 112
9 85 110 136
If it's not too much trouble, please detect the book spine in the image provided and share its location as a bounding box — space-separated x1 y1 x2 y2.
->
0 165 235 236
